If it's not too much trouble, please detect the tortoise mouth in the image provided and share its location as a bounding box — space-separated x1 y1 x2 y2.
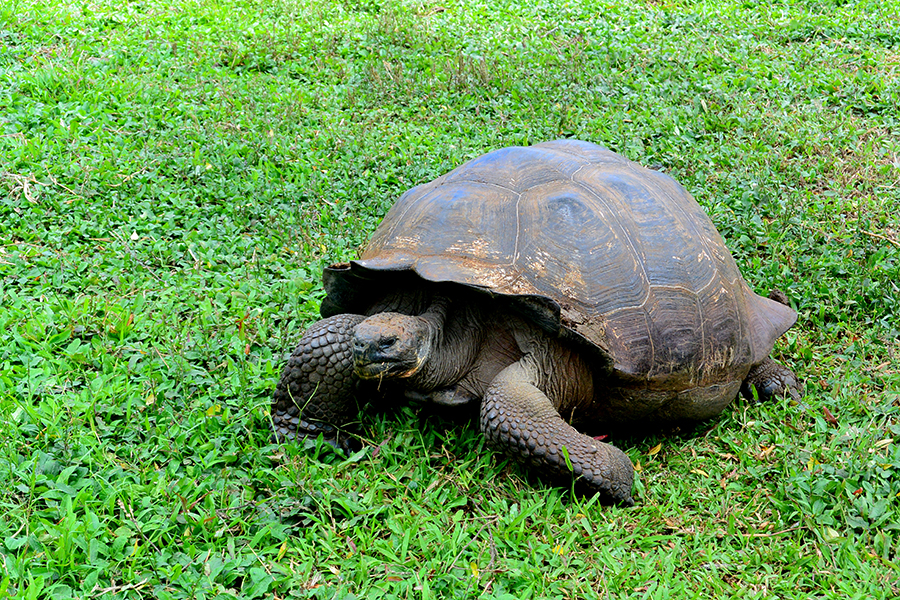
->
354 357 422 380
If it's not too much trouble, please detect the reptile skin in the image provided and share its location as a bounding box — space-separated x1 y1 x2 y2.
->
271 314 365 452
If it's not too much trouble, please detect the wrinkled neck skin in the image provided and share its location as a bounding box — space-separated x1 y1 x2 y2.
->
362 288 596 420
405 294 484 394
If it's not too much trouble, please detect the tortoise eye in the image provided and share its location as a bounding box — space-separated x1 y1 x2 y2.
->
379 335 399 350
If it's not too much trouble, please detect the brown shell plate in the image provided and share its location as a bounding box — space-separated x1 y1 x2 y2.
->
323 140 796 388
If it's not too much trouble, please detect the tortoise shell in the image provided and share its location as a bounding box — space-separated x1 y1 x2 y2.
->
320 140 795 393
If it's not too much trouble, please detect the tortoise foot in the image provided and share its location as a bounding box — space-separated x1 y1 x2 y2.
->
741 357 802 403
272 313 366 448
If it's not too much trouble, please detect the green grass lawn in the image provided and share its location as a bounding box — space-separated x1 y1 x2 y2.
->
2 0 899 597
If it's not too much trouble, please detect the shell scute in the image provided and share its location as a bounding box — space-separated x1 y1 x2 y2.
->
324 140 796 387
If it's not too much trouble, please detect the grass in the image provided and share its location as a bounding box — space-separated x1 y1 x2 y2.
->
1 0 899 597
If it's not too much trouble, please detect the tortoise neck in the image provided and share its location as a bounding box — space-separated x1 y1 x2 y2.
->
410 295 483 392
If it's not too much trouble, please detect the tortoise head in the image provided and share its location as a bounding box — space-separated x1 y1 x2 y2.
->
352 312 433 380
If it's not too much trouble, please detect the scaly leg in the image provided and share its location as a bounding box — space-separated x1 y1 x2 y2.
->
480 361 635 506
741 357 802 403
271 313 366 452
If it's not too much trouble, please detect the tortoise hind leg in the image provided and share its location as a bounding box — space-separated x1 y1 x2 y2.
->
741 357 801 403
272 313 366 452
480 360 635 506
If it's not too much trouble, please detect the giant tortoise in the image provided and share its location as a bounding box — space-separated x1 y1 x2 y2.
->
271 139 801 505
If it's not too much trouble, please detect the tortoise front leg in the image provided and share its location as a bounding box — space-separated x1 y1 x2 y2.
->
480 361 635 506
272 313 366 452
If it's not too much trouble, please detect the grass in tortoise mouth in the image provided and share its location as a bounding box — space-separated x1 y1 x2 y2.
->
354 359 421 380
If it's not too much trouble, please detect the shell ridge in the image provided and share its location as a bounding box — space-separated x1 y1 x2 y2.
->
513 191 522 263
624 172 750 377
600 274 739 318
644 310 655 380
573 179 652 313
570 163 589 180
695 293 705 386
452 178 520 194
381 181 441 246
652 174 734 289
